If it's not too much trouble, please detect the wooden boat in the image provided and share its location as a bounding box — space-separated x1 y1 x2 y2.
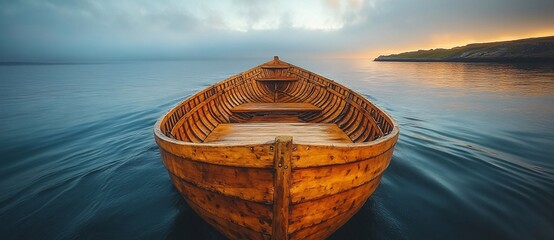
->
154 56 399 239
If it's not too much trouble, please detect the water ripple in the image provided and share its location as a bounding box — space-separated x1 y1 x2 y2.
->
1 60 553 239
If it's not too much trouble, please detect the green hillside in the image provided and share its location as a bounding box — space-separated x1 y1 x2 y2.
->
375 36 554 62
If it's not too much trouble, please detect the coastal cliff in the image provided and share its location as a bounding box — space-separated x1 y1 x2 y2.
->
375 36 554 62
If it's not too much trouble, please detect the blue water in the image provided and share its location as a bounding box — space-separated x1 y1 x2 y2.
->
1 59 553 239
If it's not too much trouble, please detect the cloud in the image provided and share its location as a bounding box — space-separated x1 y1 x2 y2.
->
0 0 553 61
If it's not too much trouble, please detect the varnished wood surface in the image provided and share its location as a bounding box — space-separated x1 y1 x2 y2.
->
204 123 353 144
272 136 292 240
155 137 275 168
231 103 321 113
156 55 397 144
261 64 290 69
289 148 393 203
288 177 382 239
161 149 275 203
170 175 273 234
288 176 381 235
256 77 298 82
248 115 303 123
154 56 399 240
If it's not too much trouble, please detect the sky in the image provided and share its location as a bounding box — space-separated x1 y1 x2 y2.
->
0 0 553 61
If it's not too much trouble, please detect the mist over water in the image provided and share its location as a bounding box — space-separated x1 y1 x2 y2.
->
0 59 553 239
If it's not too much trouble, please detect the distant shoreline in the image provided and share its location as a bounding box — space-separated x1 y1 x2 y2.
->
374 57 554 63
374 36 554 63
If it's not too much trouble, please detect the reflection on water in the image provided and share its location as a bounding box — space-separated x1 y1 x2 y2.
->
343 61 554 96
0 59 553 239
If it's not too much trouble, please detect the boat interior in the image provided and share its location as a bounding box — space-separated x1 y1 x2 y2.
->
159 56 395 145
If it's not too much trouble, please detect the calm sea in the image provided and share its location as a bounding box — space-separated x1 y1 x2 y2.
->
1 59 553 239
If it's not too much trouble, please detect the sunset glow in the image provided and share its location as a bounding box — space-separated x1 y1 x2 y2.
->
0 0 553 61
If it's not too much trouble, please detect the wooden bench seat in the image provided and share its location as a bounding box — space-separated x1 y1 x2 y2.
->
260 64 289 69
256 77 298 82
204 123 352 144
231 103 321 114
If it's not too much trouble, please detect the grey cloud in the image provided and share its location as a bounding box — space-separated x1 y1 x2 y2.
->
0 0 553 61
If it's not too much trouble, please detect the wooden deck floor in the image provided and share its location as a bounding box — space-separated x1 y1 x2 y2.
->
204 123 353 144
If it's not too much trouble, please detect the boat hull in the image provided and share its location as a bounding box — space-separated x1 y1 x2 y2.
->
154 57 399 239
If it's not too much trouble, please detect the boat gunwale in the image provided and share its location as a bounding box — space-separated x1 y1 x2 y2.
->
153 61 399 148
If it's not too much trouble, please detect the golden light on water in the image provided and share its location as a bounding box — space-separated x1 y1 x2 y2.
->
344 59 554 97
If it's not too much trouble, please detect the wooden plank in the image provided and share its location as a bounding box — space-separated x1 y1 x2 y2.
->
161 149 274 204
272 136 292 240
175 178 271 239
231 102 321 113
288 176 381 235
288 201 359 240
289 148 393 203
171 176 273 234
154 137 275 168
291 132 398 168
261 65 290 69
203 123 352 144
248 115 302 123
256 77 298 82
198 208 271 240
